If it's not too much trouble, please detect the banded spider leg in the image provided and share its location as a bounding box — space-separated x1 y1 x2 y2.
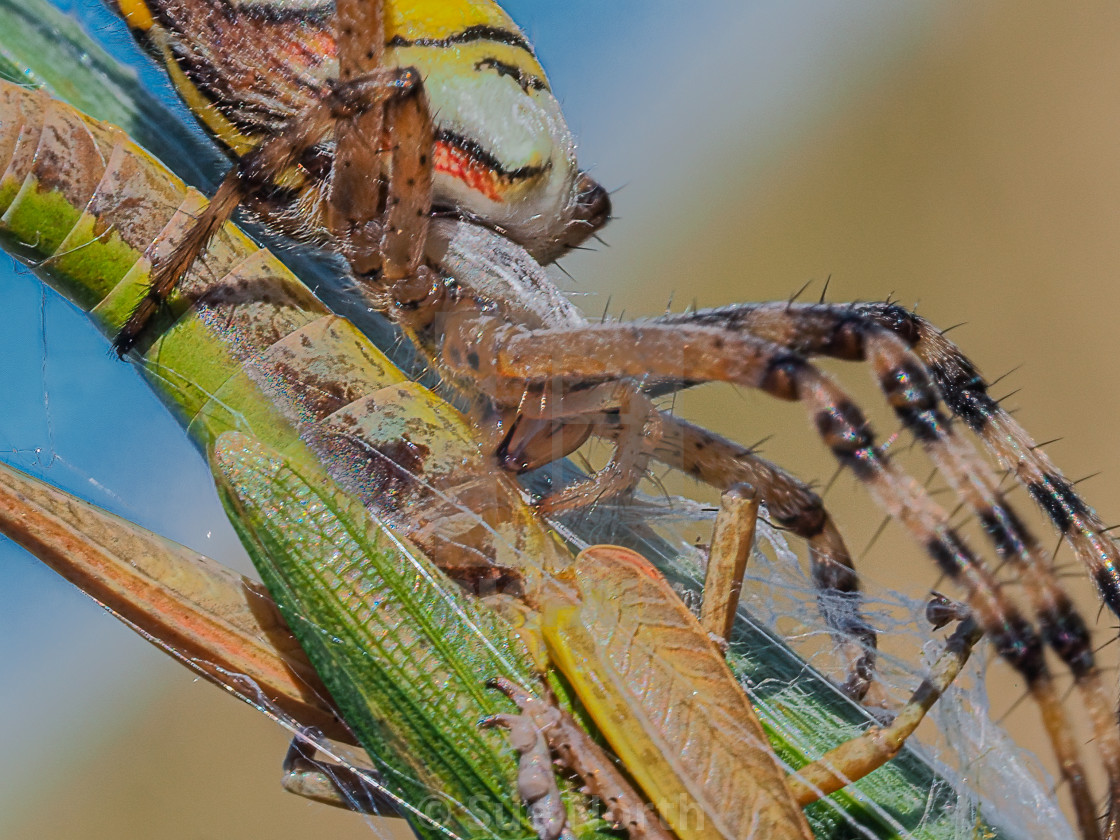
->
653 299 1120 836
113 0 437 355
436 296 1120 840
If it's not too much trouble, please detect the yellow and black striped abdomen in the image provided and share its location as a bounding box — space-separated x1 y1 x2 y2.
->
109 0 603 260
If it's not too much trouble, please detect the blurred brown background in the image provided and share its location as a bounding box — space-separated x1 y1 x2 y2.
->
7 2 1120 837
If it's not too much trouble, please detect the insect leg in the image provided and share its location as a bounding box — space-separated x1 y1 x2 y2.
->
652 302 1120 833
281 730 396 815
442 313 1098 838
479 710 571 840
786 606 983 805
486 677 676 840
326 0 438 311
699 485 760 644
113 97 335 354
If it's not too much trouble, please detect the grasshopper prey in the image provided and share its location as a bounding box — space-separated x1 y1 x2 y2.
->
90 0 1120 836
0 18 1015 837
0 63 1005 836
0 1 1111 840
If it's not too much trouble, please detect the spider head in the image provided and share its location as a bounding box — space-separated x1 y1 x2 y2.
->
411 30 611 264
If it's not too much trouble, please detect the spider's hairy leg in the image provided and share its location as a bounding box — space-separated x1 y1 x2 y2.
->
483 379 665 516
326 66 435 289
114 0 440 354
641 412 880 703
864 302 1120 616
441 312 1100 840
678 305 1115 606
113 96 334 354
864 324 1120 829
110 67 426 354
724 300 1120 623
329 0 434 291
322 0 385 267
653 301 1120 836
